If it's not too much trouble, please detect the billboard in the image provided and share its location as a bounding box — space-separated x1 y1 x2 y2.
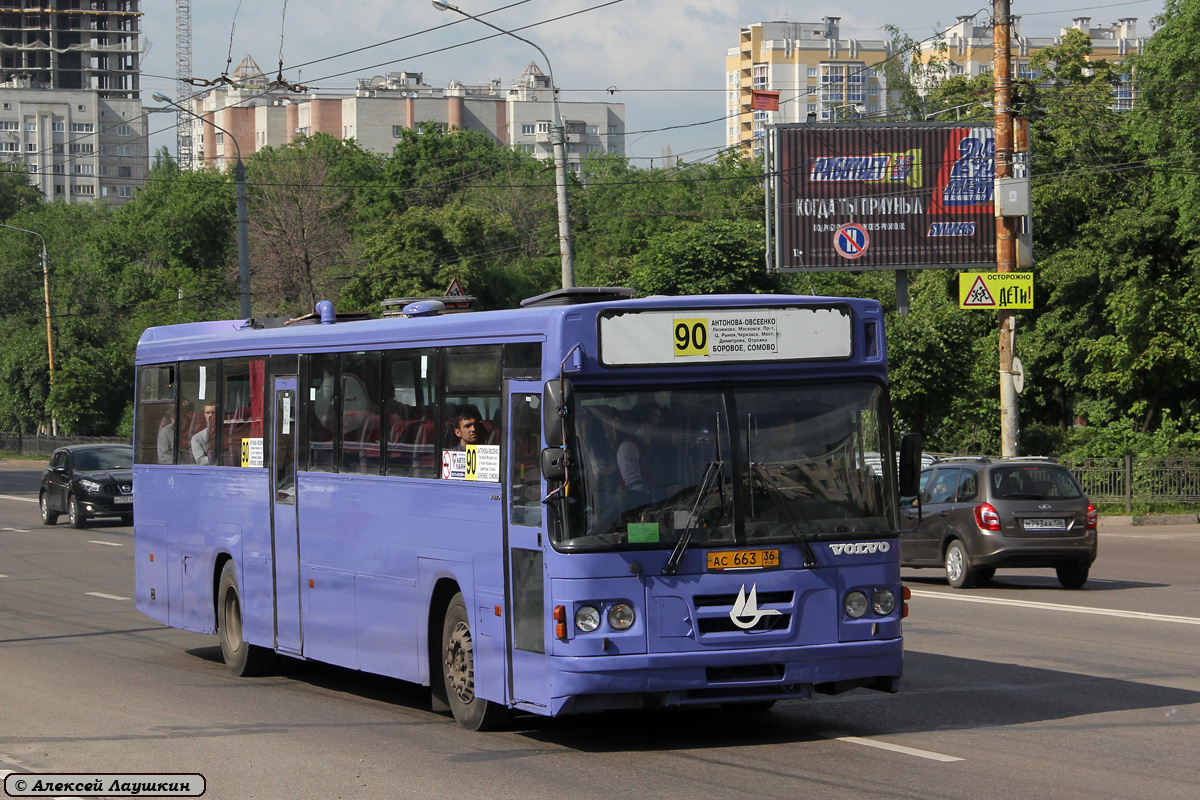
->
771 123 1002 272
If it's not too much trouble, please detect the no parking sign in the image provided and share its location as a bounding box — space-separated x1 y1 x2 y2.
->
834 223 870 260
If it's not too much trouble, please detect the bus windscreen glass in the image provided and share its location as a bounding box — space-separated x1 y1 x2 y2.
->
560 382 896 550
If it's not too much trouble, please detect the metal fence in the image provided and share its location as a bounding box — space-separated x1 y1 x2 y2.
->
1056 456 1200 511
0 432 130 460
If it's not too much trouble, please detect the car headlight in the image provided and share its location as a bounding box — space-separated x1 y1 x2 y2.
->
872 588 897 616
607 602 635 631
79 479 101 493
575 605 601 633
844 590 869 618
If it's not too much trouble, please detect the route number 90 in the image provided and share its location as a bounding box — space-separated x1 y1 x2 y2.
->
674 318 709 356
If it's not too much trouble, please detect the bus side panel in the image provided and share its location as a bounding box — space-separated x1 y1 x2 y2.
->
132 466 169 624
135 467 272 635
295 476 504 691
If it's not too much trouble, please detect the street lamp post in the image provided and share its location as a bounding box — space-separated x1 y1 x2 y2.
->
152 93 252 319
432 0 576 289
1 222 56 435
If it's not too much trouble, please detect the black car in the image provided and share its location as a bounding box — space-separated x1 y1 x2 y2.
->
901 457 1097 589
39 444 134 529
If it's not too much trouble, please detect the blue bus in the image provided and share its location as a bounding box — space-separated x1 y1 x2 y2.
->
134 288 921 730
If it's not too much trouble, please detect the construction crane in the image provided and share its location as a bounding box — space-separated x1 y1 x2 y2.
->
175 0 193 169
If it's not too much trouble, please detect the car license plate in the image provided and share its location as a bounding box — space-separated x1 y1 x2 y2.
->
113 495 133 504
1023 517 1065 531
706 548 779 571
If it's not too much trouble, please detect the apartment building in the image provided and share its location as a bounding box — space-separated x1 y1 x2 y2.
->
0 1 145 204
185 60 625 172
727 18 899 156
921 14 1144 110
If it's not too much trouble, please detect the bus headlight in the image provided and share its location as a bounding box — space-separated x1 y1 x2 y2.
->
844 591 869 618
575 605 601 633
607 602 635 631
872 589 897 616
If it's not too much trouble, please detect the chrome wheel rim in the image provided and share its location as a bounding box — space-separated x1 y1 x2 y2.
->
946 546 964 583
445 620 475 703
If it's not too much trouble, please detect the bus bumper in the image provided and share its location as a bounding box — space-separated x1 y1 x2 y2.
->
545 638 902 716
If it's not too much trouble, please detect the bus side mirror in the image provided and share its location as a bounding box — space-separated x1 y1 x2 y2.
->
898 432 923 498
541 447 570 481
543 379 575 447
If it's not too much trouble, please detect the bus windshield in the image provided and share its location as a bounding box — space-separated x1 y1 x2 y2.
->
558 382 897 551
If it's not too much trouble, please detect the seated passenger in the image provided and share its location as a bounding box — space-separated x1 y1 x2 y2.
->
617 404 662 505
450 405 485 450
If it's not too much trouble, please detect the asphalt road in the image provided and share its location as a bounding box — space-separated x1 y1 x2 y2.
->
1 458 1197 800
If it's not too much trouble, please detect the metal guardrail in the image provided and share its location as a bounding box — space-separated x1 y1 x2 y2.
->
0 432 130 460
1058 456 1200 511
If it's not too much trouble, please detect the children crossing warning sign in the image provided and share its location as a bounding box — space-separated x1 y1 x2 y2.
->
958 272 1033 309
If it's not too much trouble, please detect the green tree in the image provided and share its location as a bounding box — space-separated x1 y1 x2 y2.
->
628 219 777 296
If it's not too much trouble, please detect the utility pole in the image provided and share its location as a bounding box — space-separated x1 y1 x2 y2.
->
994 0 1019 457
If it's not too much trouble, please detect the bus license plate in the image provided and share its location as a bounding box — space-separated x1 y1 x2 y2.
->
706 549 779 571
1023 517 1064 531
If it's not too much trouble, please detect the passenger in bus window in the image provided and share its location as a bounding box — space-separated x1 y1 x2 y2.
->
157 405 175 465
617 404 662 502
451 405 485 450
190 401 218 465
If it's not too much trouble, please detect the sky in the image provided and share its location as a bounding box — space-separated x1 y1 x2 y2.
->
138 0 1168 165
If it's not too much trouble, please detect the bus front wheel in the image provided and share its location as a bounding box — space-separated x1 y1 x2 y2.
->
441 592 508 731
217 560 276 677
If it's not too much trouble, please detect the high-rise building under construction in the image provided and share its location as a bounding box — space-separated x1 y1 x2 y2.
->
0 1 146 203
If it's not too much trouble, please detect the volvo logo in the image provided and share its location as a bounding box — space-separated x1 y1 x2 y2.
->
829 541 890 556
729 584 782 630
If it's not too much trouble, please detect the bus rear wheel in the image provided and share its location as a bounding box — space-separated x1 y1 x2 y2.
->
441 592 508 731
217 560 276 677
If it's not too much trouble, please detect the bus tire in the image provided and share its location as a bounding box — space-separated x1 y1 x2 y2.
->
217 560 276 677
39 492 58 525
441 592 508 731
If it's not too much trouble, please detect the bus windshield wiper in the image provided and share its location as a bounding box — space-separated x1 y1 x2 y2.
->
752 463 818 568
662 460 724 576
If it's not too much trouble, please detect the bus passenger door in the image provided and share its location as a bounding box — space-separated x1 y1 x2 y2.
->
506 385 551 711
272 377 303 655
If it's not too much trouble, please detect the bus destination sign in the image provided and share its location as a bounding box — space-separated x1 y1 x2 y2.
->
600 307 852 366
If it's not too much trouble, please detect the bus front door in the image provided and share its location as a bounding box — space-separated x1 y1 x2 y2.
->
271 377 302 655
506 385 551 711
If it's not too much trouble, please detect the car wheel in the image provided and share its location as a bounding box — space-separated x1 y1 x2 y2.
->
944 539 978 589
442 592 508 731
67 494 88 529
1055 562 1089 589
217 560 276 677
39 492 59 525
121 514 134 525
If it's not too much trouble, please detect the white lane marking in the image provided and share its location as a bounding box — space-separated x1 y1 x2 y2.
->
0 494 38 503
85 592 129 601
824 734 963 762
0 574 7 578
1 528 30 533
88 540 123 547
909 589 1200 625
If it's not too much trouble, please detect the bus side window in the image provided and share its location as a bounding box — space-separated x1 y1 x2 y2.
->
178 360 219 466
308 354 338 472
386 350 437 478
511 394 541 527
340 352 382 475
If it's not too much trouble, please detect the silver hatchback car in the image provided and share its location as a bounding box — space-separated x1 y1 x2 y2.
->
901 457 1097 589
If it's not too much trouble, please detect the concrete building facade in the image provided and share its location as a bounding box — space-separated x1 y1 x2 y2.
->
185 60 625 172
921 14 1144 110
0 1 146 204
726 18 899 157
